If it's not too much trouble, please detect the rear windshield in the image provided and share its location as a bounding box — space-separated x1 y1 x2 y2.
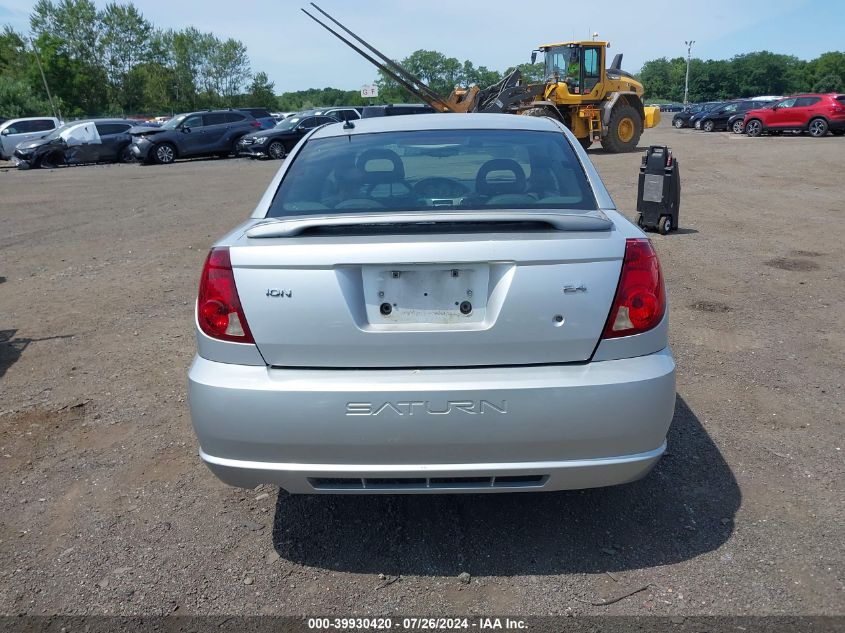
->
267 129 597 217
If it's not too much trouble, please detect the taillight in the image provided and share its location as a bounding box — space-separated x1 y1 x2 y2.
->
197 247 255 344
250 120 262 128
602 238 666 339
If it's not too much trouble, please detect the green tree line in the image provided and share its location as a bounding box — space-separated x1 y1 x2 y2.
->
0 0 546 119
288 47 845 110
372 49 544 104
1 0 276 118
3 3 843 119
274 51 544 111
639 51 845 102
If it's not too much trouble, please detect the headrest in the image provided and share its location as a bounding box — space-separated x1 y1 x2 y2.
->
356 148 405 183
475 159 526 195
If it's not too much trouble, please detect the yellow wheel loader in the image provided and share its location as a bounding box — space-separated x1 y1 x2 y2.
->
303 4 660 152
521 42 661 151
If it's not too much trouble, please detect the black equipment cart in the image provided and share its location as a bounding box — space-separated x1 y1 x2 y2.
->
636 145 681 234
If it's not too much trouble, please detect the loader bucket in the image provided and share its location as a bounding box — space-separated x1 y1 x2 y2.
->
643 106 661 129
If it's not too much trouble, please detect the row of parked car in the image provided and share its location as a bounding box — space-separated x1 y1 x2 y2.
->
0 103 435 169
650 103 685 112
671 93 845 137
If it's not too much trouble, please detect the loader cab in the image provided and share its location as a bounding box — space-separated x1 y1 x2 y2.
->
537 41 607 100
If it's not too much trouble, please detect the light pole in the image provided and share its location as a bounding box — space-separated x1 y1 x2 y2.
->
30 37 60 120
684 40 695 105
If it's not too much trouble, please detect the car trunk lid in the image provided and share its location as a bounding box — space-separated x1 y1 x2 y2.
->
230 215 624 368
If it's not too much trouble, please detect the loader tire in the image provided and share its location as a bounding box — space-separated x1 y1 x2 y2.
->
523 106 585 148
601 103 642 153
522 106 562 122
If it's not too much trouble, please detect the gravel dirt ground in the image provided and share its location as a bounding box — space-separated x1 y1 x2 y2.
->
0 121 842 617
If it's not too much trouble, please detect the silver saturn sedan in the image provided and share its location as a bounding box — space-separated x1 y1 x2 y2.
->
188 113 676 494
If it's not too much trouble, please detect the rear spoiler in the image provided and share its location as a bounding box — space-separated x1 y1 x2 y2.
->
246 210 612 238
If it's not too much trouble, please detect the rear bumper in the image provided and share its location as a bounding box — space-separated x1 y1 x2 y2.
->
201 443 666 493
188 348 676 494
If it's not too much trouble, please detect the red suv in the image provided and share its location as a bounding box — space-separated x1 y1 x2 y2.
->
743 94 845 138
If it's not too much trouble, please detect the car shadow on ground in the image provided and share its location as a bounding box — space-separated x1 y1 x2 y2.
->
586 145 651 154
271 395 739 576
0 329 28 380
668 227 699 235
643 227 699 237
137 155 251 167
0 329 75 380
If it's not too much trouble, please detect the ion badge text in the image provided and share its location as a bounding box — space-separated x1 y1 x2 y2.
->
266 289 292 298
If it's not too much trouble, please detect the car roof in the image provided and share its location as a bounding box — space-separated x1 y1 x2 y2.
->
362 103 434 110
2 116 58 124
299 108 350 114
65 118 134 124
179 109 256 117
310 112 561 139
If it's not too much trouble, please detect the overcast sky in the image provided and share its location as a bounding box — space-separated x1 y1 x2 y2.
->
1 0 843 92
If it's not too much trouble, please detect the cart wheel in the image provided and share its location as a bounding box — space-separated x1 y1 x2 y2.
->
636 213 645 229
658 216 672 235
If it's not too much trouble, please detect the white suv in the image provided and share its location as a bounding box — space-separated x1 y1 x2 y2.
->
313 107 361 122
0 117 62 159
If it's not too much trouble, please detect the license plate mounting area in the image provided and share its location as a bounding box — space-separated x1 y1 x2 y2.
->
362 264 489 326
